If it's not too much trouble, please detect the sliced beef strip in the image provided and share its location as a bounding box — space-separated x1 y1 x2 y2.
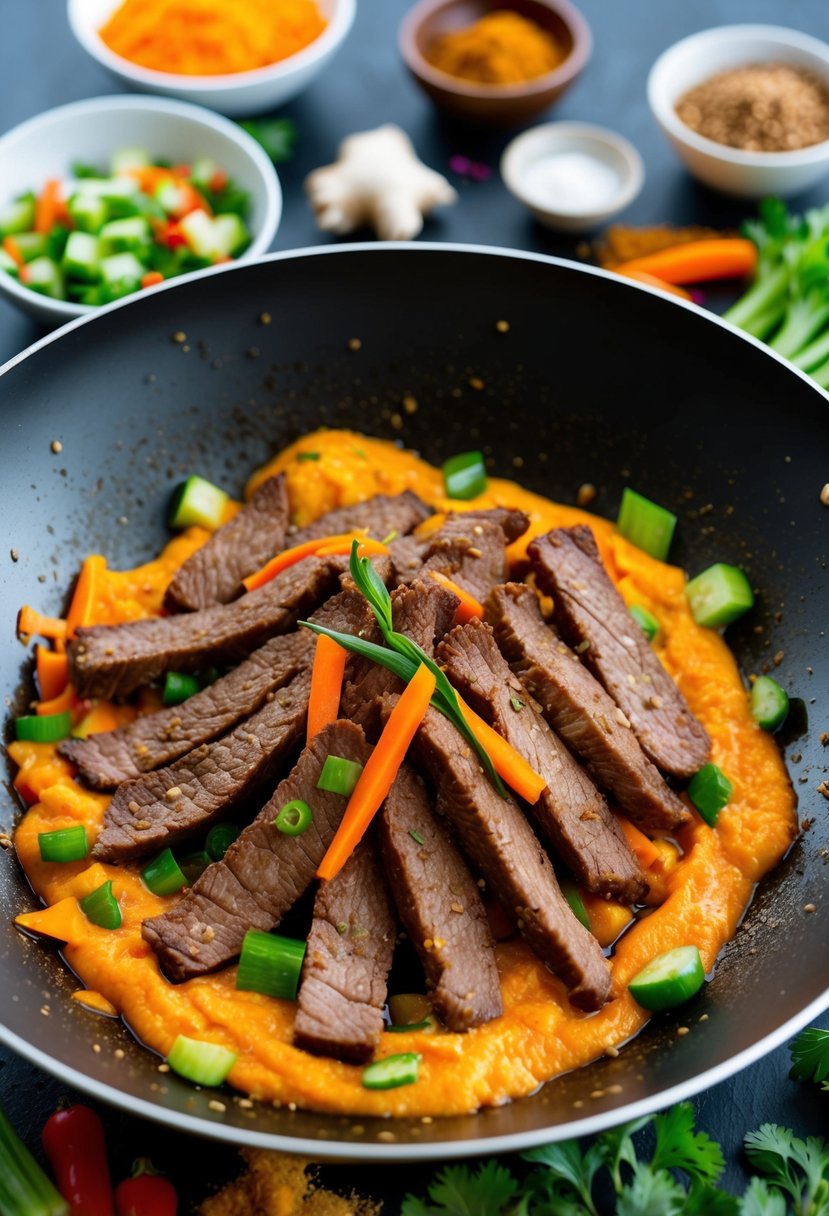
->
142 721 371 982
289 490 432 544
488 583 689 834
529 527 711 781
293 840 395 1064
92 669 311 863
379 763 503 1031
438 619 647 903
389 508 529 589
164 474 290 614
69 556 340 701
388 534 427 585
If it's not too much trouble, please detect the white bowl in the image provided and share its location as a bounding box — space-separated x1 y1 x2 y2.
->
0 95 282 328
648 24 829 199
68 0 356 116
500 122 644 233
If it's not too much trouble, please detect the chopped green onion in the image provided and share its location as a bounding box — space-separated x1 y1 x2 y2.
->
442 451 487 500
562 881 591 931
629 604 660 642
236 929 306 1000
15 711 72 743
0 1100 69 1216
179 850 211 885
616 488 677 561
408 828 425 846
386 1018 435 1034
168 475 229 531
362 1052 421 1090
167 1035 237 1086
79 879 121 930
140 847 187 897
685 563 754 628
205 822 240 861
750 675 790 732
162 671 200 706
509 695 525 712
628 945 705 1012
388 993 432 1026
274 799 313 836
38 826 88 863
296 451 320 461
317 755 364 796
688 762 733 827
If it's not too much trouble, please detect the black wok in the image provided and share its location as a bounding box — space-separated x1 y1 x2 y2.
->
1 245 827 1160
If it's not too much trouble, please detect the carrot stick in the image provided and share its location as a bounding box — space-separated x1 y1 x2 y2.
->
36 645 69 700
2 236 24 267
616 268 694 300
66 554 106 638
428 570 485 624
17 605 68 641
457 699 547 805
315 538 390 559
317 663 437 881
307 635 348 744
36 685 77 716
613 238 757 285
34 178 62 234
616 815 661 869
141 270 164 288
74 703 120 738
242 530 370 592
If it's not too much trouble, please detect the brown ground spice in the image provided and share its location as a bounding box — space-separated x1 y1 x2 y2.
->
198 1151 381 1216
593 223 732 269
676 62 829 152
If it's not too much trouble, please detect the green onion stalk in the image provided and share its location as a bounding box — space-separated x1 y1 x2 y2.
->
0 1101 68 1216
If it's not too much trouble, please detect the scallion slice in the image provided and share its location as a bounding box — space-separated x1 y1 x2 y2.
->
388 993 431 1027
0 1100 68 1216
79 879 122 930
685 563 754 628
442 451 487 500
688 762 733 827
167 1035 237 1086
179 850 211 885
750 675 790 732
361 1052 421 1090
205 822 240 861
140 847 187 897
15 711 72 744
628 945 705 1012
386 1018 435 1034
168 475 229 530
616 488 677 561
562 882 591 931
317 755 363 796
235 929 306 1000
629 604 660 642
38 825 88 863
162 671 200 706
274 799 313 836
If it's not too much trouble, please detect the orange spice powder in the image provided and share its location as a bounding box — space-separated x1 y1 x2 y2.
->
198 1151 380 1216
99 0 327 77
426 10 565 86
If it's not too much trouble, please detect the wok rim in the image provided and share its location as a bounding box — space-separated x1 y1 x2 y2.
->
1 241 827 1159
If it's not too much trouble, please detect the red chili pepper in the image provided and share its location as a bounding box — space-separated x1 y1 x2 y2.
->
42 1104 114 1215
116 1159 178 1216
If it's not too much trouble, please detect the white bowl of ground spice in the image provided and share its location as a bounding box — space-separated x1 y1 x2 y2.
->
648 24 829 199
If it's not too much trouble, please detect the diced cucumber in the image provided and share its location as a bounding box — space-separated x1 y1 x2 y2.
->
617 488 677 561
110 147 150 175
628 945 705 1012
62 231 103 282
11 232 47 262
71 176 139 201
45 225 71 262
168 475 228 530
68 192 109 233
100 251 146 300
100 216 151 255
155 180 190 217
750 675 790 732
179 209 220 259
23 256 66 300
0 248 19 276
0 193 36 236
190 157 219 189
212 213 249 257
685 563 754 628
629 603 660 642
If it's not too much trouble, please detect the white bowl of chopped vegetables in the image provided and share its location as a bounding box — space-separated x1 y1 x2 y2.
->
0 95 282 327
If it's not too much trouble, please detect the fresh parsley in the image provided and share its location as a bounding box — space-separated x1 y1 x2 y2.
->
790 1027 829 1087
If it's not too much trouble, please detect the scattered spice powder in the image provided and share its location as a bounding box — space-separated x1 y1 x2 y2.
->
198 1151 380 1215
594 223 731 269
676 63 829 152
426 10 565 86
99 0 327 76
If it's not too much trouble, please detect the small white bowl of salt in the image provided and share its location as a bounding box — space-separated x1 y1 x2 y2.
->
501 121 644 232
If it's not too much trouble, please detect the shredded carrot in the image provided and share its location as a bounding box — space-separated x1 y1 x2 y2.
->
613 238 757 285
16 897 88 945
428 571 485 624
66 554 107 638
36 685 78 717
73 704 120 738
34 179 62 235
616 815 661 869
141 270 164 288
315 538 390 560
124 165 175 192
242 531 371 592
615 268 694 300
317 663 437 882
36 646 69 701
17 606 68 642
457 699 546 805
306 635 347 744
2 236 24 267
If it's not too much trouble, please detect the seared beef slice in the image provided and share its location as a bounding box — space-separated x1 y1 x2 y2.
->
143 721 372 981
69 556 339 700
418 510 529 601
92 670 311 862
529 528 710 780
294 841 395 1064
164 474 290 613
488 583 688 833
438 620 646 903
379 764 502 1030
291 490 432 543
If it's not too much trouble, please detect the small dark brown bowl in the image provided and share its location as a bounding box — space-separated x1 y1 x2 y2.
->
399 0 592 127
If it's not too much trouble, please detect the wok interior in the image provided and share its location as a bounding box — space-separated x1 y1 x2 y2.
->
0 247 827 1155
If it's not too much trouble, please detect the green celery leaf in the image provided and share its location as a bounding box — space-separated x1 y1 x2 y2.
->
790 1027 829 1084
651 1102 725 1184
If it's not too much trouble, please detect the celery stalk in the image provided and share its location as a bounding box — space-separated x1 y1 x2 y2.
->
722 263 790 331
0 1102 68 1216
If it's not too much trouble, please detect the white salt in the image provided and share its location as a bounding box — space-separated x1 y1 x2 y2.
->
521 151 621 213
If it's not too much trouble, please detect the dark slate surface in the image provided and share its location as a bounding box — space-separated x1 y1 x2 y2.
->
1 0 829 1210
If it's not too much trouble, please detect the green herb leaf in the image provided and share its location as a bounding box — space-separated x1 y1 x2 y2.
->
238 118 297 163
617 1163 686 1216
402 1162 519 1216
684 1182 740 1216
738 1177 787 1216
744 1124 829 1212
651 1102 725 1184
523 1139 601 1213
790 1027 829 1084
510 695 525 712
409 829 425 845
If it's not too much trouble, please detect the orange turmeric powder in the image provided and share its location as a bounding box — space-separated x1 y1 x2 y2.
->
99 0 327 77
426 10 565 86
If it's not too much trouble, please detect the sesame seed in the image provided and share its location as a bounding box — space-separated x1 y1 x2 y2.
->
495 319 510 333
804 903 817 913
348 337 362 351
377 1131 396 1142
208 1100 226 1113
92 1043 102 1053
50 440 62 454
171 331 186 344
821 483 829 506
677 1026 690 1036
165 787 182 801
259 312 272 325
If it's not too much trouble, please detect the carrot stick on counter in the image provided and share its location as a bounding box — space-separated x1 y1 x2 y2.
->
306 635 348 744
613 238 757 285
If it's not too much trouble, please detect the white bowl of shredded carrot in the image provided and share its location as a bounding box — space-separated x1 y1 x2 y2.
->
68 0 356 116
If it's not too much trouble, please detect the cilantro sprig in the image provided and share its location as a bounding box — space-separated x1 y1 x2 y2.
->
790 1028 829 1088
